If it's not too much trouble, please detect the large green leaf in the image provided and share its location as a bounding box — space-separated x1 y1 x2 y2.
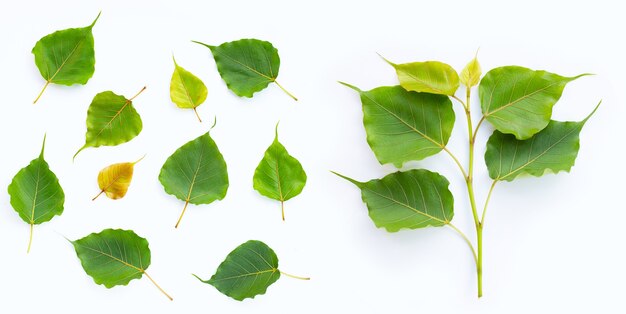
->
479 66 587 140
32 12 100 104
193 38 297 100
339 83 455 167
381 56 459 95
74 87 145 160
253 124 307 221
8 136 64 253
484 103 599 182
170 56 207 122
159 127 229 228
194 240 308 301
333 169 454 232
72 229 172 300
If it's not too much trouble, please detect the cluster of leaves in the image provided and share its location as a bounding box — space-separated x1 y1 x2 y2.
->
335 53 599 297
8 13 309 302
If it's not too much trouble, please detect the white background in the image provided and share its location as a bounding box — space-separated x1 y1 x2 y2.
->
1 0 624 313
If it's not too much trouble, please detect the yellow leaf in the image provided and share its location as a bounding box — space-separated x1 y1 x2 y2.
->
460 51 482 87
93 156 144 200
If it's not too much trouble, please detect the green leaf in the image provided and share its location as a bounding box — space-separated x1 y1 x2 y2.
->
170 56 207 122
253 123 307 221
479 66 588 140
74 87 146 160
333 169 454 232
32 12 100 104
8 135 64 253
460 52 481 87
339 83 455 167
193 38 297 100
484 102 600 182
71 229 173 300
159 124 229 228
380 55 459 95
194 240 309 301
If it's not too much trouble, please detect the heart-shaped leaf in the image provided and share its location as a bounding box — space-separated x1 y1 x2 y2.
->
333 169 454 232
32 12 100 104
8 136 64 253
74 87 146 160
479 66 588 140
194 240 309 301
92 156 144 201
253 124 307 221
381 56 459 95
71 229 172 300
485 102 600 182
193 38 297 100
339 83 455 167
170 56 207 122
159 124 229 228
460 52 481 87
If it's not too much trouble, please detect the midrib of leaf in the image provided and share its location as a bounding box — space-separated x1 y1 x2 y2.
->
401 67 447 94
176 69 198 108
94 100 132 139
213 49 274 81
497 125 580 181
46 34 88 83
485 78 564 117
76 242 144 272
364 186 449 224
210 269 276 282
362 92 444 149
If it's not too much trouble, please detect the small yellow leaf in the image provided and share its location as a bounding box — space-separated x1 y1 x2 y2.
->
460 51 482 87
93 156 144 200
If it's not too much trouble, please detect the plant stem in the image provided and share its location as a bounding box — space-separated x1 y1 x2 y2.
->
33 81 50 104
175 200 189 228
27 223 34 253
92 190 105 201
143 271 173 301
476 223 483 298
193 107 202 123
279 270 310 280
274 80 298 101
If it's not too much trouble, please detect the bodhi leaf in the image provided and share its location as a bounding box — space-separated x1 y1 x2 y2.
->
193 240 309 301
8 135 64 253
484 102 600 182
159 122 229 228
253 123 307 221
32 12 100 104
71 229 173 300
479 66 588 140
333 169 454 232
193 38 297 100
460 52 481 87
380 55 459 95
339 83 455 167
92 156 144 201
170 56 207 122
74 87 146 160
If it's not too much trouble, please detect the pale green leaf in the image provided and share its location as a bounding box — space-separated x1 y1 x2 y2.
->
381 56 459 95
170 56 207 122
460 53 481 87
340 83 455 167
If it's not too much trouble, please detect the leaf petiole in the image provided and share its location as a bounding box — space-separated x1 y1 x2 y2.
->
27 223 34 253
143 271 173 301
279 270 310 281
273 80 298 101
33 81 50 104
175 200 189 228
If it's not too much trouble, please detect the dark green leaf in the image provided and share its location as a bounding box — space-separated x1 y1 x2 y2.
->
479 66 588 140
32 12 100 104
193 38 297 100
71 229 173 300
159 126 229 228
340 83 455 167
253 124 307 220
8 136 64 253
74 87 145 160
333 169 454 232
484 102 600 181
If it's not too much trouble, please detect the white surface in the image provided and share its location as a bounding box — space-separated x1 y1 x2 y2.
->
1 0 624 312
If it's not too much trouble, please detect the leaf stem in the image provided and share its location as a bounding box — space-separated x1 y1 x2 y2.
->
92 190 105 201
175 200 189 228
451 94 468 111
442 147 468 179
33 81 50 104
472 116 486 144
27 223 34 253
279 270 310 280
273 80 298 101
480 181 498 225
129 86 147 102
193 107 202 123
447 223 477 263
143 271 173 301
281 201 285 221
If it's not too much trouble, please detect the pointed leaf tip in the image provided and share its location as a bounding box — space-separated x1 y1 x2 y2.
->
274 121 280 140
191 40 214 49
583 100 602 123
338 81 362 92
39 134 47 159
192 274 206 283
376 53 396 66
89 11 102 28
331 171 363 187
